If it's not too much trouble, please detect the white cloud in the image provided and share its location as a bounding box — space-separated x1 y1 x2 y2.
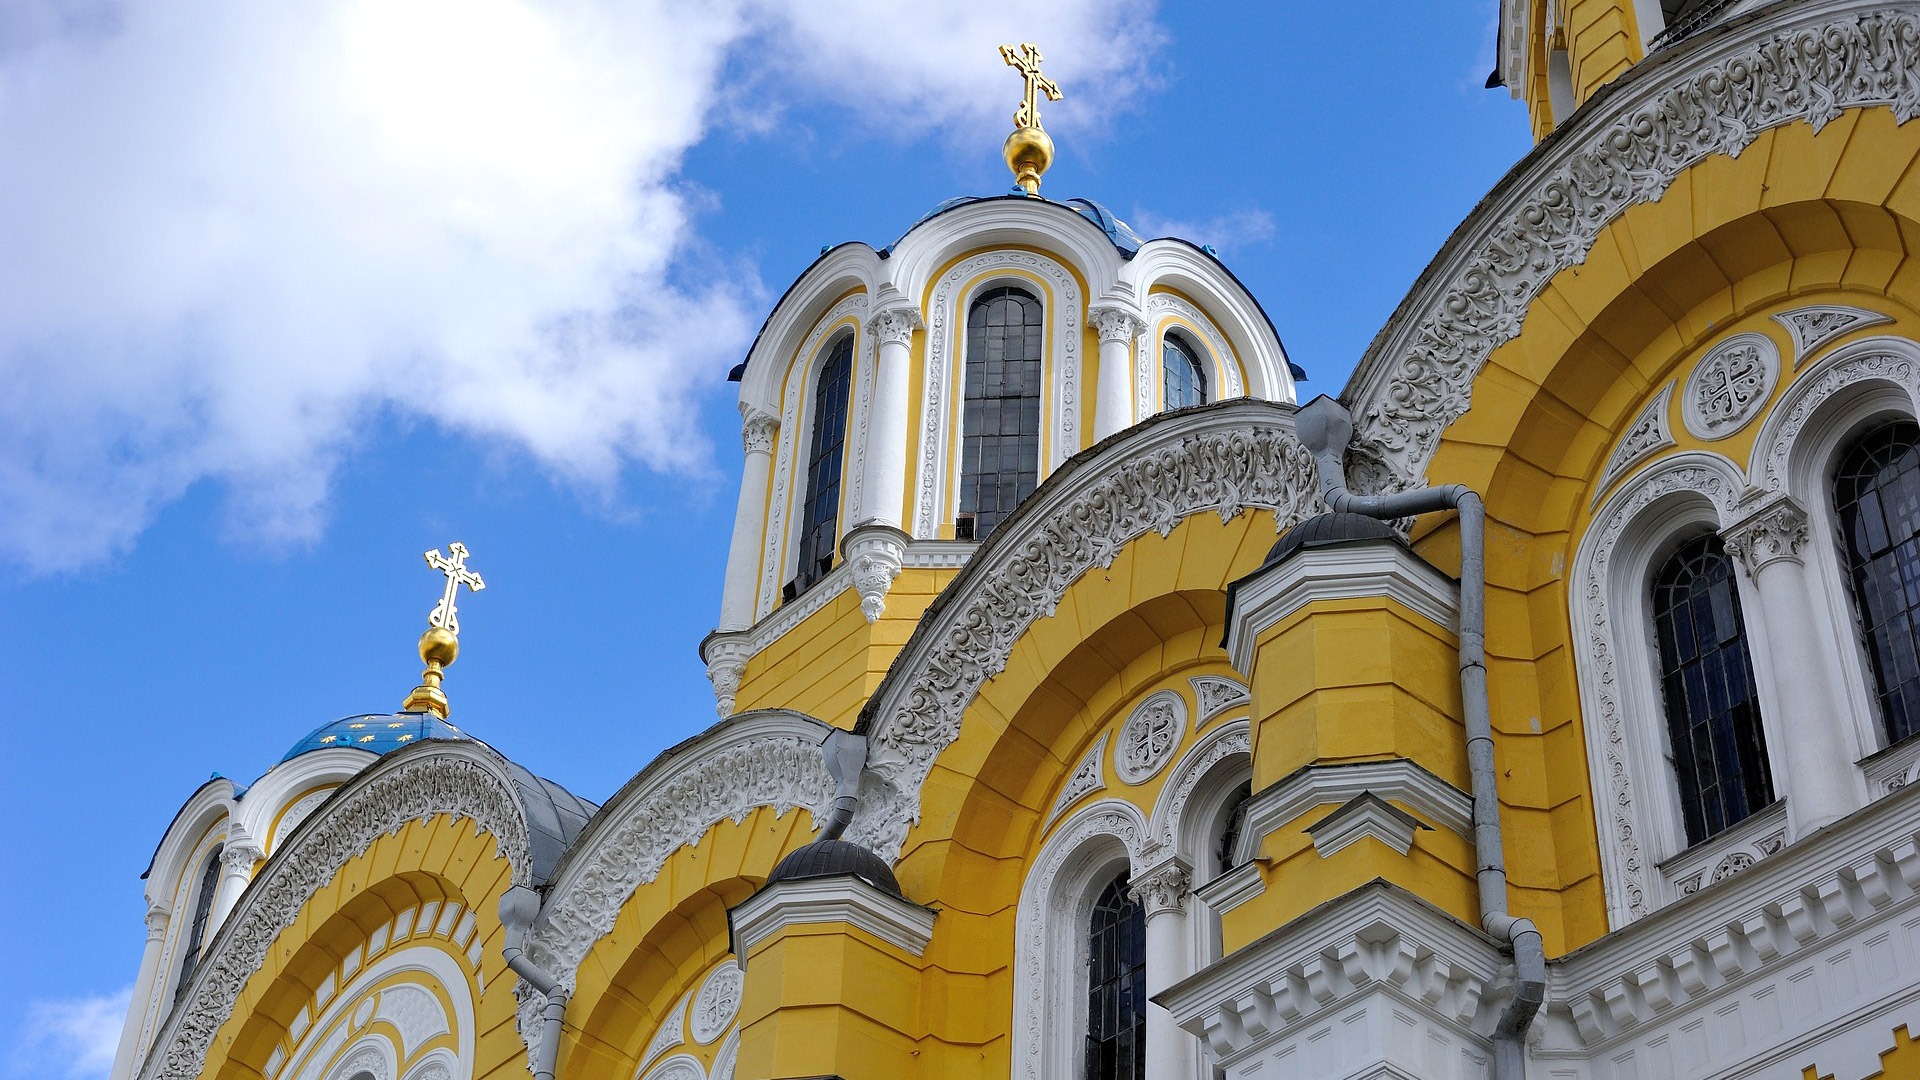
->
8 987 130 1080
1128 206 1276 257
0 0 1160 572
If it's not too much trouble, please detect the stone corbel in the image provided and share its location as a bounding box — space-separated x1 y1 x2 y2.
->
701 631 753 718
842 522 910 623
1721 495 1810 575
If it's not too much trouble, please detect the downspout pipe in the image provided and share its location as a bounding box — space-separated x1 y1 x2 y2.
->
817 728 868 842
500 885 569 1080
1294 397 1547 1079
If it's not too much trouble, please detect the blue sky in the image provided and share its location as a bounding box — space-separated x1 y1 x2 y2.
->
0 2 1531 1074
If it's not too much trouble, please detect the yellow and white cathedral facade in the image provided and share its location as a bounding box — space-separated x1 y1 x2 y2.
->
109 3 1920 1078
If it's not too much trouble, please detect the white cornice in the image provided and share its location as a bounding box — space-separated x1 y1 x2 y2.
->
730 875 936 961
1225 539 1458 674
1239 758 1474 865
1192 859 1265 916
1307 793 1431 858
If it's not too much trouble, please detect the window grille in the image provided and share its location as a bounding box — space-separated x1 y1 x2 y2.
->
1084 872 1146 1080
1651 536 1774 843
1162 335 1207 411
959 287 1043 541
175 845 223 1003
791 335 855 597
1835 420 1920 745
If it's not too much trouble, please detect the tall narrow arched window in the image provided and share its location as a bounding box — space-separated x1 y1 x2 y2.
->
1084 872 1146 1080
175 845 223 1003
1834 420 1920 745
1162 334 1207 411
958 286 1043 541
1651 536 1773 843
791 335 854 598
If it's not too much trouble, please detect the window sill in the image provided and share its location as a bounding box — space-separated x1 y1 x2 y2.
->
1656 798 1788 899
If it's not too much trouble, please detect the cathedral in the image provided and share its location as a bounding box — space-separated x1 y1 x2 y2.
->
107 3 1920 1078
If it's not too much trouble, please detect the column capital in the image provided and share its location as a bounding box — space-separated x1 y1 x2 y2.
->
222 841 265 874
1089 303 1148 345
1128 855 1193 918
1722 496 1810 574
740 409 780 456
866 306 924 349
144 900 172 938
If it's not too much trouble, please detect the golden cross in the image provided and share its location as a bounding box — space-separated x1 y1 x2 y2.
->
424 542 485 635
999 42 1061 129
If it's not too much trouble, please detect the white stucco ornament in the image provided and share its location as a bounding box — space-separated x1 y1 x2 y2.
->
1682 333 1779 440
1116 690 1186 785
690 962 743 1044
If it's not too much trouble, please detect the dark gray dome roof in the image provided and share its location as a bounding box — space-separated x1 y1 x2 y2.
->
1264 511 1403 566
767 839 902 897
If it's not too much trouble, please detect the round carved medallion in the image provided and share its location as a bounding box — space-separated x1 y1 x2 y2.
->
689 961 743 1044
1114 690 1186 785
1681 333 1779 440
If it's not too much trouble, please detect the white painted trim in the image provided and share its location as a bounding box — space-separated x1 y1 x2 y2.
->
1307 793 1430 858
639 1053 705 1080
633 990 691 1076
1133 294 1248 425
1593 381 1677 507
1239 758 1473 865
731 876 935 960
1654 797 1787 898
1191 860 1264 916
275 944 474 1080
1225 539 1459 674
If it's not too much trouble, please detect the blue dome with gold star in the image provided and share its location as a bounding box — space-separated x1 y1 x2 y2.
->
281 712 472 762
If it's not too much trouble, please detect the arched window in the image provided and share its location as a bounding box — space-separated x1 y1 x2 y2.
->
1162 334 1207 411
175 845 223 1003
791 335 854 598
1651 536 1773 843
958 286 1043 541
1212 780 1252 876
1834 420 1920 746
1084 872 1146 1080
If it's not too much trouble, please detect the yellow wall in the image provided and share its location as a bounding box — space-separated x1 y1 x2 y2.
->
1423 109 1920 951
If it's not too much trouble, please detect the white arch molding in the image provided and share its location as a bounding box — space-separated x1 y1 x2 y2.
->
1133 294 1246 423
913 251 1083 538
278 944 475 1080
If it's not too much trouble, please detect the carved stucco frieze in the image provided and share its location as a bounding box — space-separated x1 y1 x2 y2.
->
1595 382 1677 504
689 961 744 1044
138 753 531 1080
1043 733 1108 831
518 736 831 1043
851 418 1322 861
1188 675 1250 728
1722 496 1811 574
1349 5 1920 493
1682 333 1779 441
1773 304 1893 364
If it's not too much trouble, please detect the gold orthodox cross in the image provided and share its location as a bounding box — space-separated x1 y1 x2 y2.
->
1000 42 1061 129
424 542 485 635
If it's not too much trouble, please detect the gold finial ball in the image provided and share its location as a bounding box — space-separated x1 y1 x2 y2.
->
418 626 460 668
1003 124 1054 193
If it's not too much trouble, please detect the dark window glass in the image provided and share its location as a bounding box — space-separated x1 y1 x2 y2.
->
1162 335 1207 411
175 846 223 1003
1835 421 1920 745
1651 536 1773 844
1214 780 1252 875
1084 872 1146 1080
959 286 1043 540
791 335 854 597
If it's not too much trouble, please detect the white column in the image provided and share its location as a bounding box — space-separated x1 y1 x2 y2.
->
718 409 780 631
859 306 922 532
1090 305 1147 441
108 902 170 1080
1723 496 1864 836
1131 856 1194 1080
210 835 264 932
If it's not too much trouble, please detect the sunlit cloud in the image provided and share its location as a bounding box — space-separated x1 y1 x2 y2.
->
0 0 1161 572
7 987 130 1080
